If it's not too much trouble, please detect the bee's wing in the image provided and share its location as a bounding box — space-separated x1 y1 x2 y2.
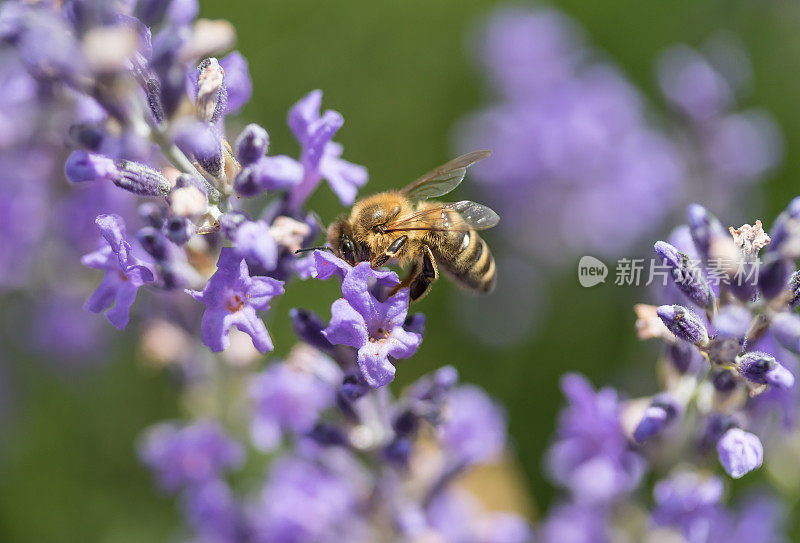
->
401 150 491 201
382 201 499 233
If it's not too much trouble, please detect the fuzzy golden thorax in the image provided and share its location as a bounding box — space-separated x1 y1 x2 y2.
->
328 191 417 266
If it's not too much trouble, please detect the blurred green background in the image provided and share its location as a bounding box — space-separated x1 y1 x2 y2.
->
3 0 800 540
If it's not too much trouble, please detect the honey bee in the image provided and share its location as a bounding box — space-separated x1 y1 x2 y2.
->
326 150 499 301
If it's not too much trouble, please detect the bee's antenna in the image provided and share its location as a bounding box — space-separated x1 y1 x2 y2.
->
294 246 332 254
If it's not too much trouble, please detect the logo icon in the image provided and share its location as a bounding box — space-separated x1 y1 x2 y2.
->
578 256 608 287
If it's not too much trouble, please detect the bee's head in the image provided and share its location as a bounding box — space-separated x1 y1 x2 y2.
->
327 219 360 266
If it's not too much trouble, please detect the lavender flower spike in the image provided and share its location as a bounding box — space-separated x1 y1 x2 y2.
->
323 263 422 387
187 248 284 353
735 352 795 389
717 428 763 479
657 305 709 346
81 214 154 330
654 241 716 310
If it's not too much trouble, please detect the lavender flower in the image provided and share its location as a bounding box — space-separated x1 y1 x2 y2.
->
438 385 506 465
81 214 154 329
286 90 368 210
187 248 284 353
322 263 422 387
248 457 360 543
457 6 684 262
249 363 335 451
138 420 244 493
651 471 726 543
546 373 644 504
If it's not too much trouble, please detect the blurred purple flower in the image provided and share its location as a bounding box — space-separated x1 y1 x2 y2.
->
249 457 360 543
546 373 644 504
539 503 609 543
717 428 763 479
458 7 684 262
651 471 726 543
139 420 245 493
249 363 335 451
438 385 506 465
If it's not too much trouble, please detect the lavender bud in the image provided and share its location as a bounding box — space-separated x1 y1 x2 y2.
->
138 202 166 228
290 308 333 352
654 241 715 310
712 305 751 338
341 373 369 401
219 211 250 239
771 312 800 353
393 410 419 437
633 395 679 443
113 160 171 196
765 196 800 252
68 123 105 151
758 255 793 300
145 78 165 125
687 203 726 259
64 150 117 183
403 313 425 335
657 305 709 346
236 123 270 166
717 428 763 479
383 438 412 465
308 423 347 447
196 57 227 125
789 271 800 309
137 226 170 261
163 216 194 245
174 121 223 177
711 368 738 394
665 342 693 374
736 351 795 388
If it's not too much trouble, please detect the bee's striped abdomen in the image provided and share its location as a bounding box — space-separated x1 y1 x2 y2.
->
434 227 496 294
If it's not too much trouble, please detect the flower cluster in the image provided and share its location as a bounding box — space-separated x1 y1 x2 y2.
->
537 201 799 541
0 2 534 541
457 7 781 265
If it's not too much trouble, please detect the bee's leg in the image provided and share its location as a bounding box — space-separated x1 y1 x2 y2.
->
370 235 408 268
408 246 438 302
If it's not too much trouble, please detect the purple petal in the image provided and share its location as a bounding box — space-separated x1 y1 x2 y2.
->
247 276 284 310
231 306 272 353
201 308 235 352
106 281 139 330
302 111 343 171
323 299 368 349
220 51 252 113
84 274 119 314
357 344 396 388
320 153 368 206
288 89 322 142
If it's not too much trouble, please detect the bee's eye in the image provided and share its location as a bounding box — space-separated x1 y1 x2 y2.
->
342 239 356 264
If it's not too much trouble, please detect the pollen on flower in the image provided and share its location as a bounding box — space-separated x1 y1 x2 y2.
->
225 294 245 313
729 220 771 257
